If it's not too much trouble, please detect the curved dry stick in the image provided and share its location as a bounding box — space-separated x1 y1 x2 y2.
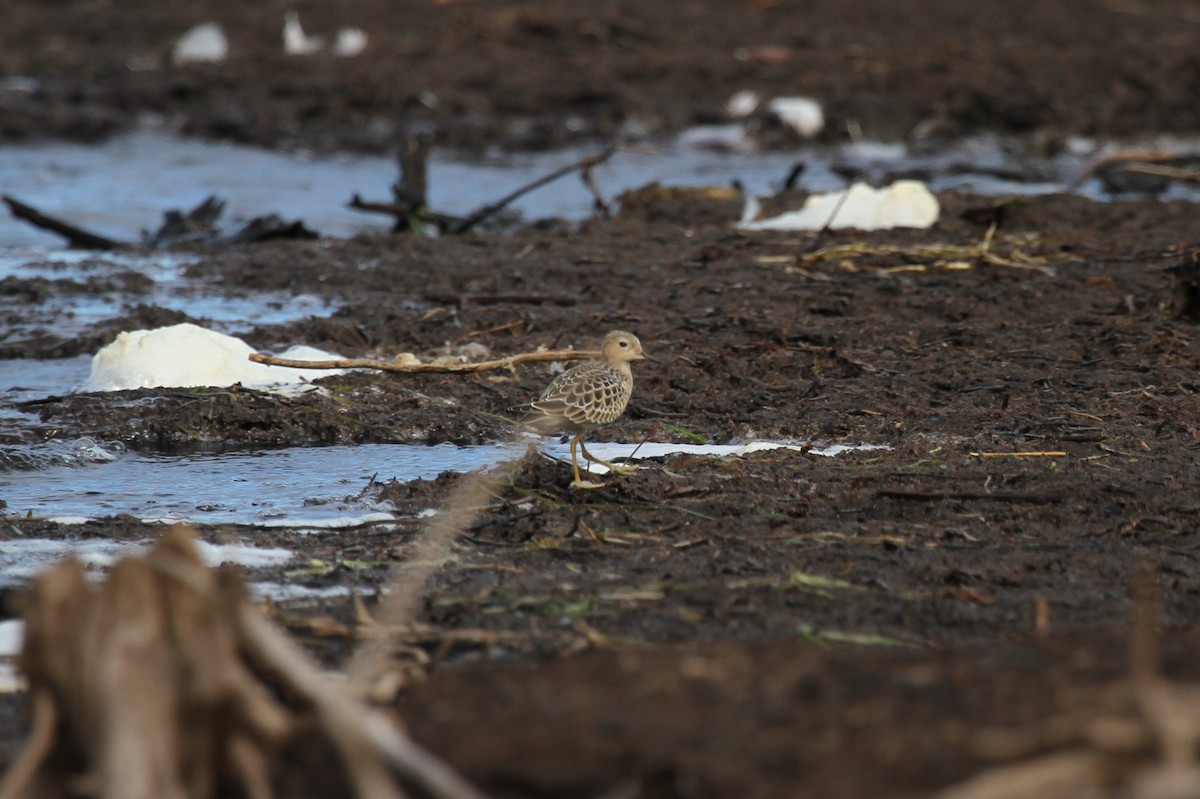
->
449 145 618 235
0 690 58 799
248 348 599 374
233 594 489 799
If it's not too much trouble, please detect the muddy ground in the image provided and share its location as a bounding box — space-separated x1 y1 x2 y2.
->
8 191 1200 797
6 0 1200 150
6 1 1200 797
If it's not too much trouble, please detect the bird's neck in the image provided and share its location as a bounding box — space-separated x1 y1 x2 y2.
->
609 360 633 380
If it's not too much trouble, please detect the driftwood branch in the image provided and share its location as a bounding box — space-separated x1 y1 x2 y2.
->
0 527 487 799
350 142 620 235
249 347 599 373
2 194 126 250
232 582 488 799
4 192 315 250
349 130 466 233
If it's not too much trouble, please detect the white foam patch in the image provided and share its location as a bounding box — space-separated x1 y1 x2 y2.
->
766 96 825 138
0 539 140 583
0 620 24 657
543 440 889 475
0 538 296 587
726 90 760 118
0 662 23 693
740 180 939 231
677 124 757 152
83 323 343 391
333 27 368 57
173 22 228 65
283 11 324 55
259 511 397 530
249 582 354 601
194 541 294 569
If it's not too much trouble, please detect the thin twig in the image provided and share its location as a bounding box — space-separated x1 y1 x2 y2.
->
249 348 599 373
1124 163 1200 182
1069 148 1195 190
818 185 853 232
449 145 619 235
0 690 57 799
579 155 612 218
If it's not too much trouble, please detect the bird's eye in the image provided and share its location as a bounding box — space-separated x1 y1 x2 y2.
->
619 340 629 347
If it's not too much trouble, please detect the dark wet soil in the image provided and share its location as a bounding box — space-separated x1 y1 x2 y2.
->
6 0 1200 151
7 1 1200 797
9 189 1200 797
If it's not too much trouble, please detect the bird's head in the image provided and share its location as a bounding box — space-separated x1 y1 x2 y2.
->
601 330 649 364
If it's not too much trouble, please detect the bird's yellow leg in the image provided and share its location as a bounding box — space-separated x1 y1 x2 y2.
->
570 433 606 489
578 438 638 476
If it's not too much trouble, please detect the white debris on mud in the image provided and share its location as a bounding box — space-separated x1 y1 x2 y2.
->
739 179 940 231
83 323 342 391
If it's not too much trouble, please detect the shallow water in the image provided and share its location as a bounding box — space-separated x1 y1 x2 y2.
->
0 435 887 614
2 129 1187 365
0 355 90 401
0 249 337 346
3 128 1190 251
0 436 886 523
0 440 523 525
0 128 1165 609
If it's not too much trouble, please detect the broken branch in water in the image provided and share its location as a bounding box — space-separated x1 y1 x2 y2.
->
353 138 622 235
2 194 126 250
449 144 618 234
349 130 463 233
4 192 316 250
249 347 599 373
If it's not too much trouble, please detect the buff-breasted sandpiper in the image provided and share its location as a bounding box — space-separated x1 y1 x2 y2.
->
525 330 649 489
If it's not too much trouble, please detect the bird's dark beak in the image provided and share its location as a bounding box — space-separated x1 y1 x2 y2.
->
641 351 659 363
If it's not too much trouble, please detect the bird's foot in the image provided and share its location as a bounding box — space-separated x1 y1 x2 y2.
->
570 479 608 490
607 462 639 476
